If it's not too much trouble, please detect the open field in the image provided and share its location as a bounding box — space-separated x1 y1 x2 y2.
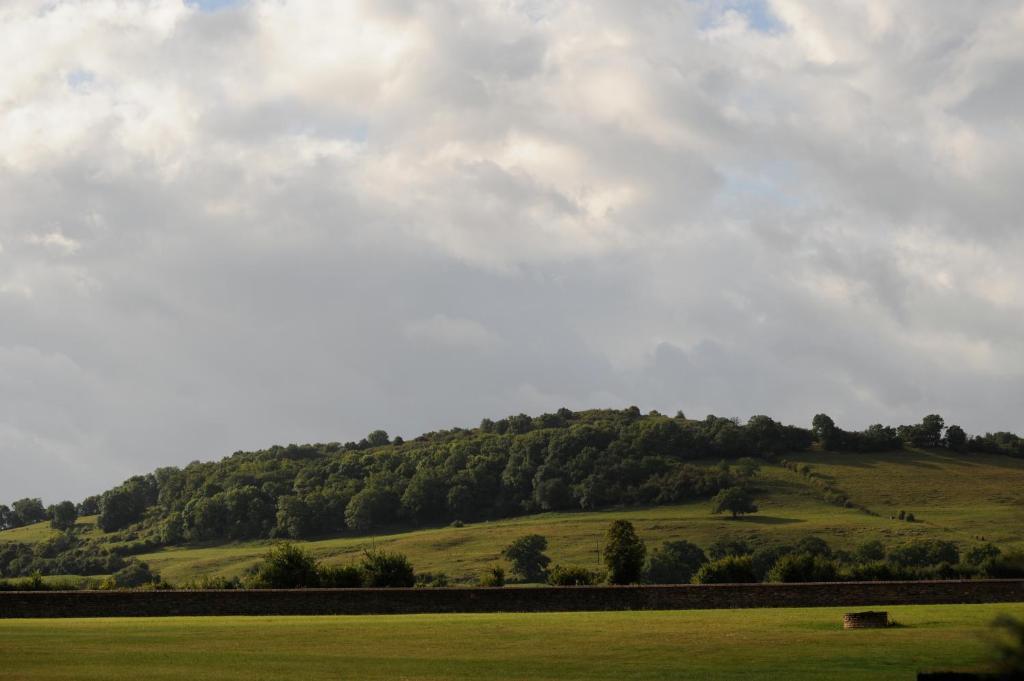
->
1 603 1022 680
4 451 1024 585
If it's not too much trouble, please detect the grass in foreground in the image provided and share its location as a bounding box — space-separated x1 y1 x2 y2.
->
1 603 1021 680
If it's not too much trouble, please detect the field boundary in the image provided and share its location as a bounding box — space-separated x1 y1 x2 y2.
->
1 580 1023 618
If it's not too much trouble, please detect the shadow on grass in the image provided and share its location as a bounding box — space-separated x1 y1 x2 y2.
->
727 515 803 525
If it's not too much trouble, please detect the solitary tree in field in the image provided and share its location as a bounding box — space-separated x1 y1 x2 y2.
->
603 520 646 584
502 534 551 582
712 487 758 519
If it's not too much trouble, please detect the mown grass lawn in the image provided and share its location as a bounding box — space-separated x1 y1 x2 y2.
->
1 603 1021 680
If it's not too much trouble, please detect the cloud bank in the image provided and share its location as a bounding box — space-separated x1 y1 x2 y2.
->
2 0 1023 501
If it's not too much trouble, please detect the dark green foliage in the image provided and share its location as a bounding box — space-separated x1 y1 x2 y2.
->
547 564 601 586
711 487 758 518
77 496 101 516
98 477 157 532
812 413 902 452
897 414 945 449
645 540 706 584
708 538 752 560
360 550 415 588
502 534 551 583
603 520 646 584
766 553 838 582
49 501 77 530
479 565 505 587
345 486 400 532
965 543 1001 566
692 555 757 584
414 572 450 588
969 431 1024 458
979 551 1024 578
943 424 967 450
750 545 792 581
317 564 364 588
103 561 160 589
854 540 886 563
10 498 47 527
250 543 321 589
793 536 831 558
888 539 959 567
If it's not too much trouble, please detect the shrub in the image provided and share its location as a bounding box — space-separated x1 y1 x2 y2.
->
750 545 792 581
360 550 415 588
502 534 551 583
414 572 450 588
250 543 321 589
479 566 505 587
547 565 600 586
102 561 160 589
965 543 1001 566
692 555 757 584
888 539 959 568
793 536 831 558
980 551 1024 578
854 540 886 563
766 553 838 583
181 575 243 590
318 564 364 588
645 540 706 584
708 538 752 560
603 520 646 585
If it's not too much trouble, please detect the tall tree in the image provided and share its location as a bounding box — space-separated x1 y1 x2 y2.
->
604 520 646 584
502 534 551 582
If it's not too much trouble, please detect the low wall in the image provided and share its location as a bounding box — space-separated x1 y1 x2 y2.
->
1 580 1022 619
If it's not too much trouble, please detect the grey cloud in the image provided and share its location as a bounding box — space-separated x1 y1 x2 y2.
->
1 0 1022 502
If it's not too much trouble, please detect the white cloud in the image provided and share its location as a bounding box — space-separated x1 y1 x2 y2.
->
0 0 1022 501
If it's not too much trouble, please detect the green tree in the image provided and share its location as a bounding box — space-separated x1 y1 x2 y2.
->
366 430 390 447
360 550 415 587
734 457 761 479
645 540 706 584
603 520 646 584
811 414 839 450
49 501 77 531
711 487 758 518
250 543 320 589
547 564 600 586
11 498 46 526
944 424 967 450
502 534 551 582
766 552 838 582
692 555 757 584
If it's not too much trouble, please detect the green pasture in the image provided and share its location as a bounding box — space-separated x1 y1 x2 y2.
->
1 603 1021 680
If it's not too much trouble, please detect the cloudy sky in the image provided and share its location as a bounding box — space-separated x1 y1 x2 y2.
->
2 0 1023 503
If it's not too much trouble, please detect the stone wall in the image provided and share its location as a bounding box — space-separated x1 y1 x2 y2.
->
1 579 1022 619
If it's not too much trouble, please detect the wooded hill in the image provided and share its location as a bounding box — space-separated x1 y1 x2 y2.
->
1 408 1022 579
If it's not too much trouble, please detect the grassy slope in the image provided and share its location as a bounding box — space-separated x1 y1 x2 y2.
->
3 450 1024 584
1 604 1022 680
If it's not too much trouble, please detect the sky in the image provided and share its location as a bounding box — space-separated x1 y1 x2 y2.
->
2 1 1023 503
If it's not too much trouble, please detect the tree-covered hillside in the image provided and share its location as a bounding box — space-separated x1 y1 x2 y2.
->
1 407 1021 579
